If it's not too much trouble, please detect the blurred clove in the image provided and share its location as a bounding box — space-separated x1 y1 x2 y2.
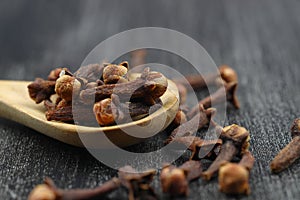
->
166 104 216 143
270 118 300 173
118 166 157 200
218 151 255 195
28 177 120 200
160 160 202 197
187 82 240 119
202 124 250 180
171 136 222 161
174 65 238 91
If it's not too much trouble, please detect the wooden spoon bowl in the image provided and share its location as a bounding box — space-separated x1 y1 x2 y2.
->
0 79 179 148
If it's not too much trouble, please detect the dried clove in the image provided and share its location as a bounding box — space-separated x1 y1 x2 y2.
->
160 160 202 197
28 177 120 200
219 65 238 84
74 63 104 82
166 104 216 143
202 124 250 180
239 151 255 171
45 100 95 123
218 151 255 195
55 75 81 102
270 118 300 173
47 68 62 81
170 136 222 161
187 82 240 119
27 78 56 104
118 166 157 200
102 61 129 84
179 160 203 181
174 65 238 91
93 94 157 126
80 68 168 105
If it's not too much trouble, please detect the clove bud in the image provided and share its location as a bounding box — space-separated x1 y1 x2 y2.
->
218 151 255 195
202 124 250 180
270 118 300 173
28 177 120 200
118 166 157 200
27 78 56 104
166 104 216 143
187 82 240 119
80 68 168 105
170 136 222 161
160 160 202 197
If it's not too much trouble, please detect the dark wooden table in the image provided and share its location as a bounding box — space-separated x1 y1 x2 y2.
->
0 0 300 199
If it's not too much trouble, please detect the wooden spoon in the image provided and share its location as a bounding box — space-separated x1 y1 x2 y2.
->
0 79 179 148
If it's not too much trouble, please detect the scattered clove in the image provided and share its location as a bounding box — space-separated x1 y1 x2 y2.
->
28 177 120 200
80 68 168 105
27 78 56 104
187 82 240 119
174 65 238 91
218 65 238 84
170 136 222 161
202 124 250 180
118 166 157 200
218 151 255 195
166 104 216 144
270 118 300 173
160 160 202 197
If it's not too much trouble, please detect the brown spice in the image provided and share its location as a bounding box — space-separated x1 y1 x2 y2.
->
165 104 216 143
28 177 120 200
47 68 63 81
270 118 300 173
202 124 250 180
174 65 238 91
45 100 95 123
80 68 168 105
93 94 158 126
170 136 222 161
27 78 56 104
55 75 81 102
160 161 202 197
218 151 255 195
102 61 129 84
187 82 240 119
74 63 104 82
118 166 157 200
218 163 250 195
219 65 238 84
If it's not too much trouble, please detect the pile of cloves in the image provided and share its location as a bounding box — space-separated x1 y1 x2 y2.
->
28 62 168 126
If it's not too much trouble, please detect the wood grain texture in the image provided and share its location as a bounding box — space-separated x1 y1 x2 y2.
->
0 0 300 199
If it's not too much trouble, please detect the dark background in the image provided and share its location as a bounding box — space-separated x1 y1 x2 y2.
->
1 0 300 199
